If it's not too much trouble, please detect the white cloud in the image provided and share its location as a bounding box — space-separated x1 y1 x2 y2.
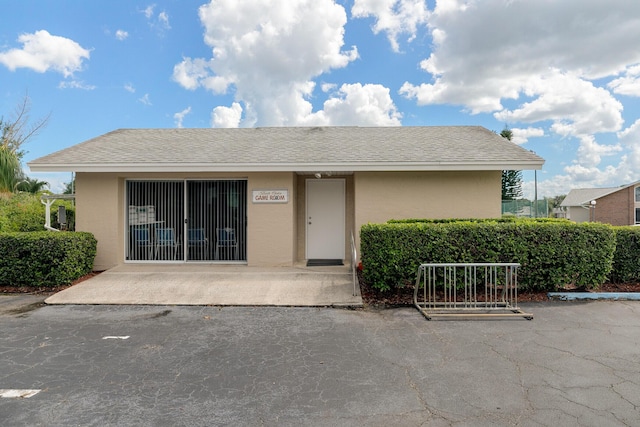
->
316 83 402 126
608 64 640 97
0 30 90 77
528 121 640 198
174 106 191 128
352 0 429 52
573 135 621 169
57 80 96 90
532 172 606 199
618 118 640 144
494 72 624 137
158 12 171 29
124 83 135 93
528 159 625 199
526 133 622 198
612 119 640 182
397 0 640 197
115 30 129 41
142 4 170 33
212 102 243 128
401 0 640 118
138 93 152 105
173 0 360 127
172 57 230 93
321 83 337 93
208 83 402 128
510 127 544 145
142 5 155 19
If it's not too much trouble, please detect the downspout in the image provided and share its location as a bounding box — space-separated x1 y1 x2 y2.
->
41 197 59 231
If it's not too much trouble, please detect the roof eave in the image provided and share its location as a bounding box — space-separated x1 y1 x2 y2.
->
28 161 544 173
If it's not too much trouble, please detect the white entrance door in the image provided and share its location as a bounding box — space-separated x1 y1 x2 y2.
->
306 179 345 260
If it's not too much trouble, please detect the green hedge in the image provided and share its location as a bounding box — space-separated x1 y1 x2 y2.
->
0 232 97 287
387 217 566 224
610 227 640 283
0 193 75 232
360 220 616 292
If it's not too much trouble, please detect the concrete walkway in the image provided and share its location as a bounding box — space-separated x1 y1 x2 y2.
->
45 264 363 307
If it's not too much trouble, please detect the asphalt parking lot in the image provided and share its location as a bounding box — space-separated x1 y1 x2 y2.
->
1 301 639 426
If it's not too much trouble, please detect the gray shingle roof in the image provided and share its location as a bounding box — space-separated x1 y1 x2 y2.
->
28 126 544 172
561 185 632 207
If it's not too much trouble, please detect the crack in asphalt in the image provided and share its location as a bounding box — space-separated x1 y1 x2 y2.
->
1 303 640 425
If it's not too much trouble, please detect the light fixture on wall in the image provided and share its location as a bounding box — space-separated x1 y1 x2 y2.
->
314 173 322 179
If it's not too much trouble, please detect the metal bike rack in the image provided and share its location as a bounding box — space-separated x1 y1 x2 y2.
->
413 263 533 320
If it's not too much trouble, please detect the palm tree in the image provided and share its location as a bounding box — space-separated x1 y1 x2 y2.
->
15 176 49 193
0 146 21 193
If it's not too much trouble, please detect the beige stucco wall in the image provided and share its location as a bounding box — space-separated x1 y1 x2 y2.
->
75 172 123 271
567 206 591 223
354 171 502 228
246 172 296 266
76 170 502 269
75 172 298 270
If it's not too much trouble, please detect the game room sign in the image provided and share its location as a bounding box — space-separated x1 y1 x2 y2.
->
251 189 289 204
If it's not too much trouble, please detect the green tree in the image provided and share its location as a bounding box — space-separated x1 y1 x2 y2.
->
500 127 523 200
0 192 46 232
15 177 49 194
0 146 21 193
545 194 566 217
63 177 75 194
502 170 523 200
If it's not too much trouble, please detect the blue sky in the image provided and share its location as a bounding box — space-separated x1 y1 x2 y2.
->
2 0 640 199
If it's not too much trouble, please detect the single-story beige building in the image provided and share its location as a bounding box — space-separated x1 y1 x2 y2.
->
28 126 544 271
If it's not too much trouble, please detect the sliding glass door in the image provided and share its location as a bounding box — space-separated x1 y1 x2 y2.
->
126 180 183 261
186 180 247 261
126 179 246 262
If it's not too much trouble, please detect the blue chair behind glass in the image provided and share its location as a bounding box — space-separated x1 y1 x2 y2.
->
155 227 180 260
215 227 237 260
188 228 209 260
132 226 153 260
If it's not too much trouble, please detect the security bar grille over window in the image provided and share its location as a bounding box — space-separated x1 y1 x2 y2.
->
126 180 247 262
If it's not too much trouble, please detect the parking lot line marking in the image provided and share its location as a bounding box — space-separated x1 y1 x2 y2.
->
102 336 130 340
0 389 41 398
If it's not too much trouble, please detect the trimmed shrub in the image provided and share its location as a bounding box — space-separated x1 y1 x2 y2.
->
360 219 616 292
0 231 96 287
610 227 640 283
0 192 45 232
387 217 566 225
0 193 75 232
